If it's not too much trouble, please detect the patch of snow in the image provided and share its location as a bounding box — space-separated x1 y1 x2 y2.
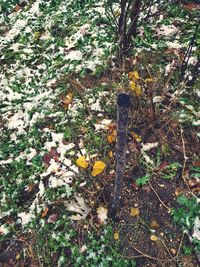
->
153 96 162 103
64 50 83 61
142 142 158 152
0 225 9 235
156 25 178 37
166 41 182 50
188 56 198 66
26 148 37 161
18 212 34 226
94 119 112 131
90 99 101 111
0 158 13 165
193 217 200 240
51 132 64 143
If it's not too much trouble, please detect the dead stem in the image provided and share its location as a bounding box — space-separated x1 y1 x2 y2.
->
180 127 194 194
149 183 171 213
130 244 176 262
175 232 184 258
67 77 91 115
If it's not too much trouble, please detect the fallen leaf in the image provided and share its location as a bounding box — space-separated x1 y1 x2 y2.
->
159 161 168 171
130 80 136 88
130 131 142 142
76 156 89 169
192 161 200 167
150 220 160 229
27 183 34 192
14 4 22 12
63 92 73 110
80 127 88 134
96 206 108 224
91 161 106 177
47 213 58 223
130 81 141 96
108 151 113 158
131 181 139 190
150 235 158 241
41 207 49 218
16 253 21 261
43 147 60 166
171 248 176 255
144 78 156 83
114 232 119 240
183 4 200 11
107 130 116 143
129 71 140 80
175 188 183 197
34 31 41 39
130 207 140 217
5 217 14 224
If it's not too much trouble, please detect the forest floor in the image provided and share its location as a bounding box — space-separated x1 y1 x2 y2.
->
0 1 200 266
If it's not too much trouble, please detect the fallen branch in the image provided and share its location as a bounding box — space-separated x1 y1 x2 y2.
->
110 93 131 217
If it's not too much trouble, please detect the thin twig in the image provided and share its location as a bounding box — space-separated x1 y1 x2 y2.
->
149 182 171 213
131 245 176 262
175 232 184 258
180 127 191 192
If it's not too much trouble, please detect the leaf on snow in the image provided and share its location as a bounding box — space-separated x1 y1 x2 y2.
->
91 161 106 176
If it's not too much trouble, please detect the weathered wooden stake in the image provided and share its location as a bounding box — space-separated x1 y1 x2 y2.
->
110 93 131 217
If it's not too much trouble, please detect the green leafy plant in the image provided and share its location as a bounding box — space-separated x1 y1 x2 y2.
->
136 174 151 186
160 162 181 180
172 195 200 254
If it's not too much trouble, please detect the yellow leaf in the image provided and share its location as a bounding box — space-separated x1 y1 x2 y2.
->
108 151 113 158
16 253 21 261
34 31 41 39
129 71 140 80
76 156 89 169
135 84 141 96
150 220 160 229
144 78 156 83
130 131 142 142
114 9 121 17
114 232 119 240
63 92 73 110
130 80 137 91
107 130 116 143
91 161 106 177
150 235 158 241
130 207 140 217
130 81 141 96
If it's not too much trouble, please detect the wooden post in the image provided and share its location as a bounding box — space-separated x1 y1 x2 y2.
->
110 93 131 217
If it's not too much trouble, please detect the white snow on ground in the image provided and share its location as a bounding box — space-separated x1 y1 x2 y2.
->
0 1 199 256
